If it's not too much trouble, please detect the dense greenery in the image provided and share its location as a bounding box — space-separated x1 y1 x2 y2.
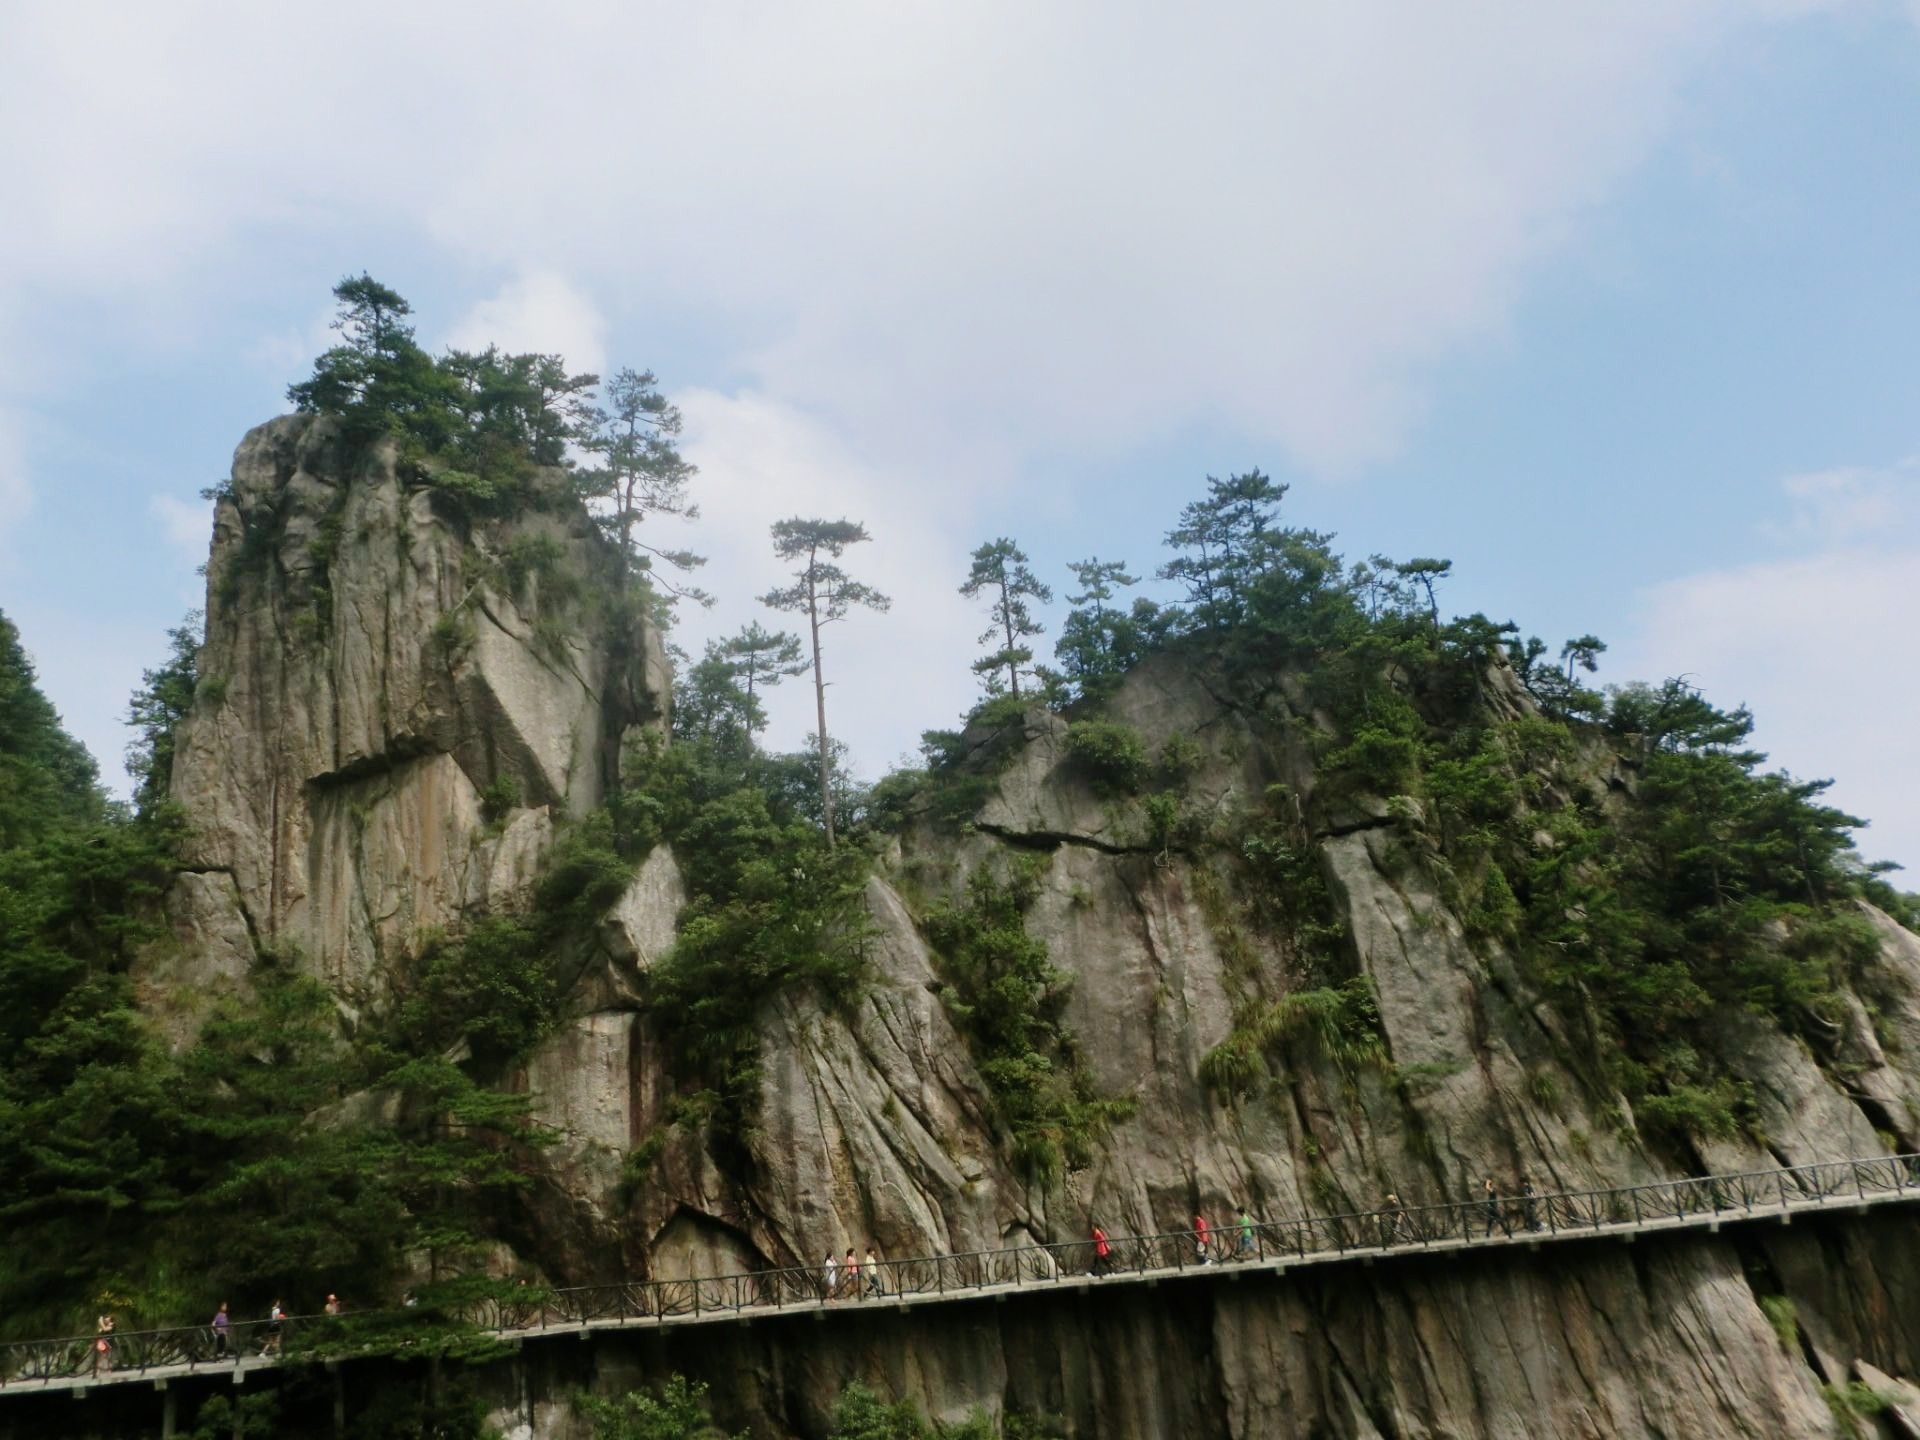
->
0 623 547 1355
960 537 1052 699
0 609 104 846
578 1377 743 1440
910 471 1915 1151
577 1377 1058 1440
923 858 1135 1181
286 275 598 519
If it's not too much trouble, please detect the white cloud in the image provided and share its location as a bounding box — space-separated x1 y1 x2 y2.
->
151 493 212 563
446 271 609 377
1771 455 1920 544
672 388 981 772
1618 459 1920 876
0 0 1882 477
0 407 29 551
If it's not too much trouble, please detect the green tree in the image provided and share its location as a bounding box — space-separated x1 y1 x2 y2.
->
578 1377 742 1440
761 518 890 845
0 609 103 847
125 613 201 817
1560 633 1607 681
674 645 760 755
286 276 600 519
1392 557 1452 629
826 1380 931 1440
1054 559 1168 701
960 538 1053 700
577 368 707 602
1159 470 1287 629
722 621 807 712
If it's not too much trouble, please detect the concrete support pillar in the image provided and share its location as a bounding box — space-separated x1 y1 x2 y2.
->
160 1385 177 1439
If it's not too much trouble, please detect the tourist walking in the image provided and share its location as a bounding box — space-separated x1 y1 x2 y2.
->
822 1253 838 1302
91 1313 115 1376
1236 1206 1256 1260
261 1299 285 1356
1521 1176 1541 1232
865 1246 884 1298
211 1302 231 1359
843 1249 859 1299
323 1293 342 1317
1091 1224 1112 1277
1483 1178 1506 1238
1379 1193 1402 1247
1193 1212 1211 1264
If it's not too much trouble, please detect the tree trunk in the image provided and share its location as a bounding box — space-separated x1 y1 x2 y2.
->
1002 576 1020 700
808 573 835 845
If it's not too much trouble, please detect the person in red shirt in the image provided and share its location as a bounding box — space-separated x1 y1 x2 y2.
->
1194 1213 1210 1264
1091 1224 1112 1277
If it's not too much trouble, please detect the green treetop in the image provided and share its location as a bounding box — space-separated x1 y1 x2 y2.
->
1158 470 1287 630
0 609 104 848
577 368 708 603
762 518 890 845
1055 558 1171 702
959 537 1053 700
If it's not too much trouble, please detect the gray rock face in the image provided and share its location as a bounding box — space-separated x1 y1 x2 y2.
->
149 414 666 1003
134 423 1920 1437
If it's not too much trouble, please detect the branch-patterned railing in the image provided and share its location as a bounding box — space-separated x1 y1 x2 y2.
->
8 1153 1919 1391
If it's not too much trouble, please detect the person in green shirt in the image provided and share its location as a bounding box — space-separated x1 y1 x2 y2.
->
1236 1207 1256 1260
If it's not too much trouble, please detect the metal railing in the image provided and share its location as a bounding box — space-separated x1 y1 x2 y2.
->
9 1152 1919 1392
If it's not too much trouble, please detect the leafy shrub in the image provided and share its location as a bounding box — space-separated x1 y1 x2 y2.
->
479 774 519 823
1634 1080 1750 1141
925 860 1134 1180
1156 731 1204 788
828 1381 930 1440
1758 1295 1798 1352
578 1377 742 1440
1063 719 1150 797
1198 1028 1268 1100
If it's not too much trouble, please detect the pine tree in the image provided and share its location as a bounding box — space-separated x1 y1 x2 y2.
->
0 609 104 847
1055 558 1167 701
1159 470 1287 628
959 538 1052 700
721 622 808 713
126 613 201 818
761 519 890 845
576 369 707 602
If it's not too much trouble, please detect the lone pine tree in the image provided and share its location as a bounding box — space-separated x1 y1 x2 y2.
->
960 537 1052 700
761 518 890 845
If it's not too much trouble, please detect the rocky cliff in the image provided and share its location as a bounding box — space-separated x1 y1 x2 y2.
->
142 414 669 1035
138 421 1920 1438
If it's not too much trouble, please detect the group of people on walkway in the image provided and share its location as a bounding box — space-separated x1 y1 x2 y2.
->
1085 1178 1551 1274
79 1294 314 1379
821 1246 887 1300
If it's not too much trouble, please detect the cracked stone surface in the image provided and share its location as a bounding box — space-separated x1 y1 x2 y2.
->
133 420 1920 1436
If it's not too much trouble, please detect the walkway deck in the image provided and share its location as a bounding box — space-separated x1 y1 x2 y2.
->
12 1152 1919 1401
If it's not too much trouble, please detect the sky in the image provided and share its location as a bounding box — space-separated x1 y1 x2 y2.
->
1 1 1917 874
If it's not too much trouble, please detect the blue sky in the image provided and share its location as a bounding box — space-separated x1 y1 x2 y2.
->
2 1 1917 873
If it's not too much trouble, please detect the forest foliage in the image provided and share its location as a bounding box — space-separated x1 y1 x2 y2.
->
4 277 1916 1378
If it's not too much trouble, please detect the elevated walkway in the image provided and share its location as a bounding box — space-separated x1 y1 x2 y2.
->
9 1152 1918 1408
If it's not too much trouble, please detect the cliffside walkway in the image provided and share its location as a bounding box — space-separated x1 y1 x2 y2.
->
12 1152 1920 1404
